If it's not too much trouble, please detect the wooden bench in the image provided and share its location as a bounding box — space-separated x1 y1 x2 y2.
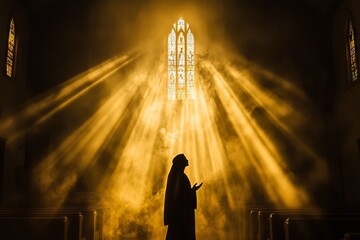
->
247 208 278 240
285 217 360 240
257 209 317 240
0 209 83 240
0 207 103 240
0 216 68 240
270 212 360 240
62 208 99 240
270 212 322 240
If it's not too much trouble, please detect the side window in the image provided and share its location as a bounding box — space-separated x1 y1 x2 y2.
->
6 17 17 78
346 16 359 84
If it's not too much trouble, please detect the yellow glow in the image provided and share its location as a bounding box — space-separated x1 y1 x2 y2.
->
1 9 329 239
0 52 140 139
168 18 195 100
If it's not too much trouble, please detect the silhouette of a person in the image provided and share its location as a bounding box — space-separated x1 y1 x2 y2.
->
164 154 203 240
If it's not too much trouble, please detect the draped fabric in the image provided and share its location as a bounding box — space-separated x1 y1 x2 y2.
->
164 165 197 240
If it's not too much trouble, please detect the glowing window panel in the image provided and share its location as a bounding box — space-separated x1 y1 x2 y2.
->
168 29 176 100
168 18 195 100
187 30 195 99
348 19 358 82
178 18 185 31
6 18 16 78
177 32 186 99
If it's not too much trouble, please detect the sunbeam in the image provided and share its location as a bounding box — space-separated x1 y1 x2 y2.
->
0 51 140 140
12 13 329 240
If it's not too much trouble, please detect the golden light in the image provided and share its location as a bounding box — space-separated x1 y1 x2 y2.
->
0 7 329 240
0 52 140 139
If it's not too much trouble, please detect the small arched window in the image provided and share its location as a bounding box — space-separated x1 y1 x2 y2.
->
6 17 17 78
346 16 358 83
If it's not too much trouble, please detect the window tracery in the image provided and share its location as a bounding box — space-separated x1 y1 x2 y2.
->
168 18 195 100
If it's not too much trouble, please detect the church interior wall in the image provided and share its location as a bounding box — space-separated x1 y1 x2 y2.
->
332 0 360 206
0 0 359 213
0 0 31 205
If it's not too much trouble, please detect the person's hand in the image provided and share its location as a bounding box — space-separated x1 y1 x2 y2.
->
192 182 203 191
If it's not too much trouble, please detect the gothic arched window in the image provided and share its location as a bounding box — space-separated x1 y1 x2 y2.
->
168 18 195 100
346 16 358 83
6 17 17 78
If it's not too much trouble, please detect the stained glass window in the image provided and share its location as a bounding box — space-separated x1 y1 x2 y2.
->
168 29 176 100
168 18 195 100
6 17 16 78
347 18 358 82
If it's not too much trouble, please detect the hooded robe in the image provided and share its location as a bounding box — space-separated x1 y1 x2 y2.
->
164 162 197 240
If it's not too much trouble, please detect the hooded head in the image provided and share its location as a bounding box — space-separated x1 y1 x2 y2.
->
172 153 189 170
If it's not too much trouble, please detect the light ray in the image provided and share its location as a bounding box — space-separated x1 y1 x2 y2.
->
201 60 310 207
27 35 327 240
0 51 140 139
33 56 148 206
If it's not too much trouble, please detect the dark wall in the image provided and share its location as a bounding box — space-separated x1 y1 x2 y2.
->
0 0 30 205
332 0 360 206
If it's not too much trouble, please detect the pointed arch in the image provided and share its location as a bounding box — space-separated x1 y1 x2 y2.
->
6 17 17 78
168 18 195 100
346 15 358 83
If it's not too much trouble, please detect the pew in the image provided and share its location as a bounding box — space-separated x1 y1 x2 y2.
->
258 210 276 240
270 212 360 240
284 217 360 240
0 216 68 240
257 209 316 240
94 208 104 240
248 207 276 240
0 209 83 240
270 212 320 240
0 206 104 240
64 208 98 240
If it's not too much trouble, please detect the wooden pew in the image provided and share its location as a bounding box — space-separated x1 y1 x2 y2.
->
258 210 275 240
270 212 321 240
250 210 259 240
0 209 83 240
284 217 360 240
94 208 104 240
271 213 360 240
63 208 98 240
0 216 68 240
247 208 277 240
0 207 103 240
257 209 316 240
241 207 272 240
34 207 99 240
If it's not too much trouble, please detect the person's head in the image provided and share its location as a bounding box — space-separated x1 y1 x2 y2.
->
172 154 189 170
